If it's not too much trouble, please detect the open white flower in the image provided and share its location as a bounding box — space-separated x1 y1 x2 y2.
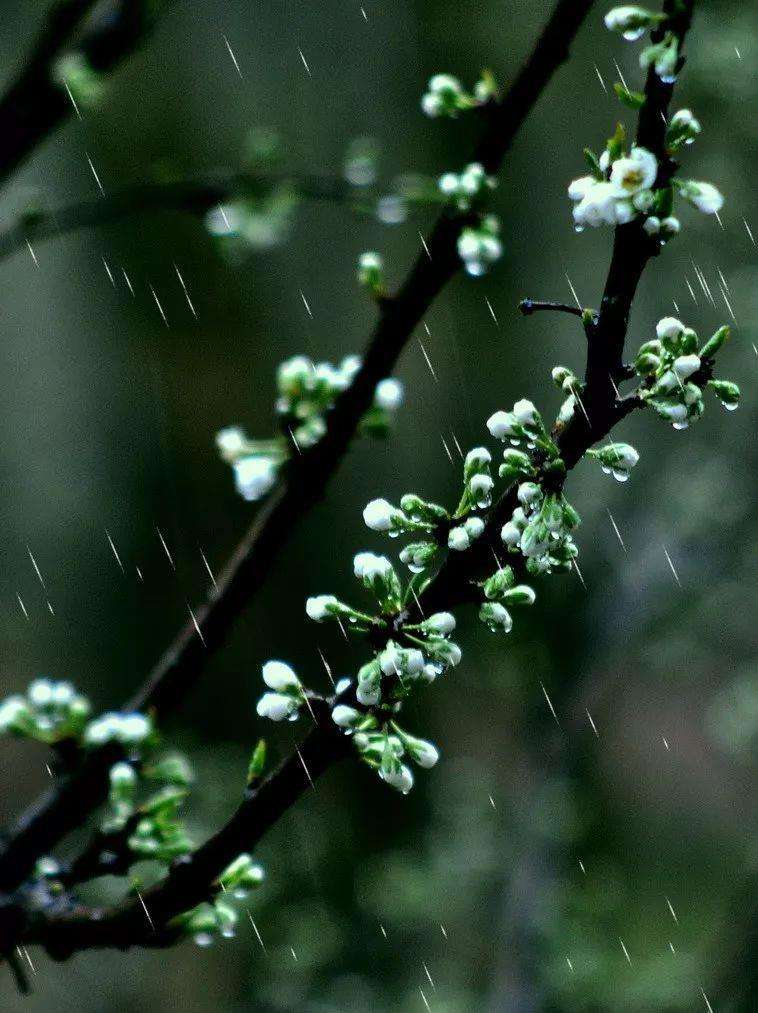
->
609 147 657 196
567 175 597 201
572 181 620 227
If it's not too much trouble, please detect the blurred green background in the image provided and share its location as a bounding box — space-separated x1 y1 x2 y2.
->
0 0 756 1009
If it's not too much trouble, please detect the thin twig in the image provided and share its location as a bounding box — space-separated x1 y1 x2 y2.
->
519 298 584 318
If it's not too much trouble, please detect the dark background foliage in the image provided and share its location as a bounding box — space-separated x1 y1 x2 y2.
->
0 0 756 1009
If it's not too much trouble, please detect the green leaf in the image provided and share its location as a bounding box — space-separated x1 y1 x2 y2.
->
613 82 645 110
247 739 267 786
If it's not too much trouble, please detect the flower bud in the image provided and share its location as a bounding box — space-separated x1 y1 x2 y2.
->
262 660 300 692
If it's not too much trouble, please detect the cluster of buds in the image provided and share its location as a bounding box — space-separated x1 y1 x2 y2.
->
457 214 503 276
332 709 440 794
635 317 739 429
83 710 153 749
420 71 497 119
587 443 640 482
438 163 496 211
205 185 300 252
499 484 580 576
256 661 306 722
478 564 536 634
0 678 90 744
172 853 264 947
103 752 195 864
603 6 677 82
217 354 403 501
568 104 722 233
363 493 448 572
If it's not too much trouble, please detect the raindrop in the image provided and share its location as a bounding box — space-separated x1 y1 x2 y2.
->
612 469 629 482
623 28 645 41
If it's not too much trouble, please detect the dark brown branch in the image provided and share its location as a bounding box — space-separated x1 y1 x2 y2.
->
12 1 701 960
0 0 166 187
18 700 349 957
0 172 356 262
0 0 595 942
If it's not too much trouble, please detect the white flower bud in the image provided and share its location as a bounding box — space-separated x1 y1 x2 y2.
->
512 399 539 427
448 526 470 551
500 522 521 548
464 516 484 540
256 692 298 722
379 763 414 794
262 660 300 691
216 426 247 462
660 216 680 235
374 378 404 410
423 612 456 635
363 497 397 531
110 762 137 788
486 410 517 440
305 594 339 622
517 482 541 507
656 317 685 341
643 216 661 235
406 737 440 769
29 679 53 707
672 354 701 380
470 473 494 505
331 705 363 729
682 180 724 215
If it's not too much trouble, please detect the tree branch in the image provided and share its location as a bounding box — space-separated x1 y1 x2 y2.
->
0 0 596 905
0 172 356 262
10 0 704 959
0 0 167 187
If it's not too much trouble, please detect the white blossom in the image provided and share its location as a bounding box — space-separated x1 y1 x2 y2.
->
609 147 657 196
